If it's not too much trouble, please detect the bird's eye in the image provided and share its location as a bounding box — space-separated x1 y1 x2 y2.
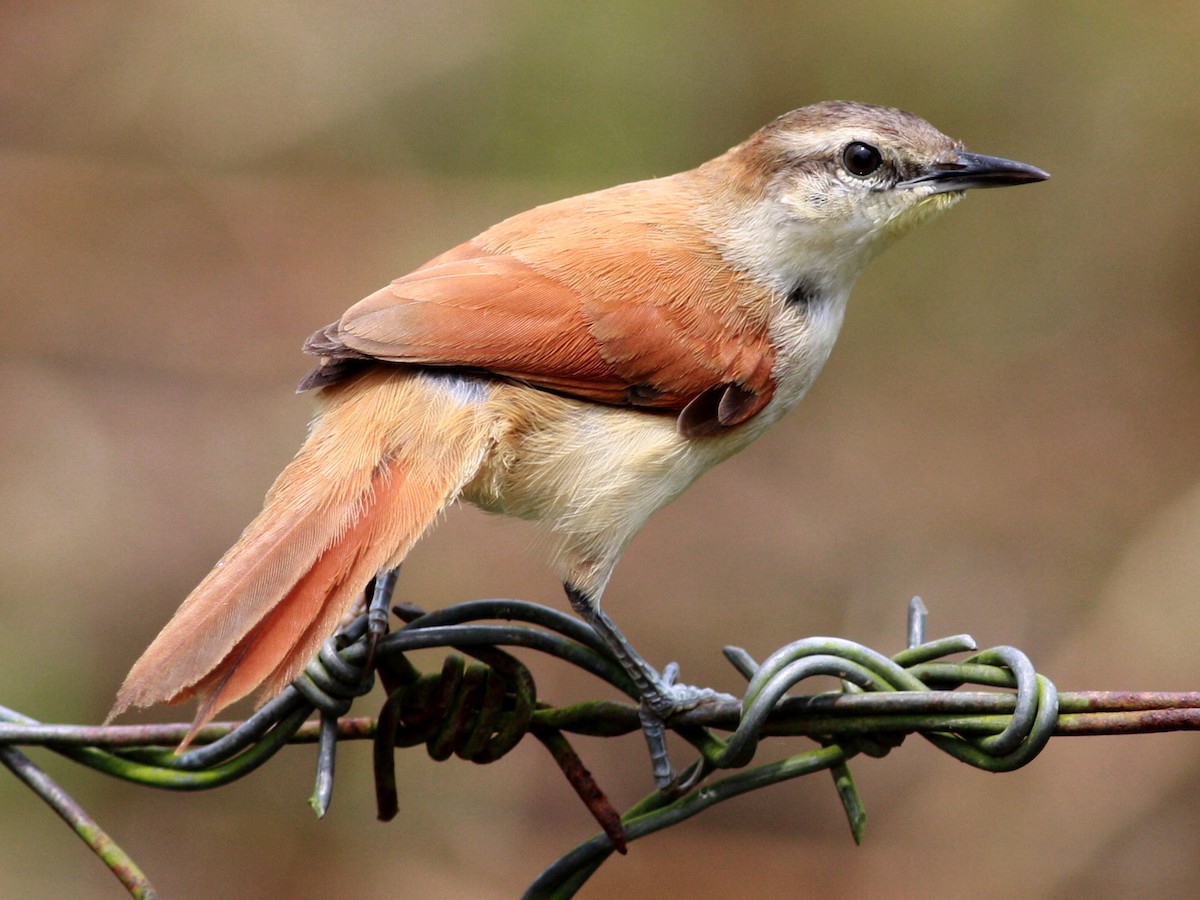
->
842 142 883 177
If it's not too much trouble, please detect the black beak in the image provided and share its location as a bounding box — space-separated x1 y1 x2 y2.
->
901 151 1050 193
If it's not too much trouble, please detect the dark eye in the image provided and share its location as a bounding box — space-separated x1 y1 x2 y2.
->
842 141 883 177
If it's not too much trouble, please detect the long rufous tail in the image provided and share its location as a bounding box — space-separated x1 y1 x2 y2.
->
108 368 497 741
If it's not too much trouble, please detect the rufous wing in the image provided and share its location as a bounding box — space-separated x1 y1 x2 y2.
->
303 185 779 435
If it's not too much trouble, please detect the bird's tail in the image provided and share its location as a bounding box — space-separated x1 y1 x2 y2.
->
108 368 497 742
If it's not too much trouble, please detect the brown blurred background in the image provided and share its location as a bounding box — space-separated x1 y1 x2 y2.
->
3 2 1199 897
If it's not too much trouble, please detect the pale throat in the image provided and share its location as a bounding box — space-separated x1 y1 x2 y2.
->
718 192 876 299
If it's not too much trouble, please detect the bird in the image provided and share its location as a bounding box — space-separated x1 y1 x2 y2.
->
109 101 1048 777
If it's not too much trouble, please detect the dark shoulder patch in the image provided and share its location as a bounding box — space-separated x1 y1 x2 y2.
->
785 277 822 308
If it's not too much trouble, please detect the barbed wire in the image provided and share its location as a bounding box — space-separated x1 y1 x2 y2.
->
3 596 1199 899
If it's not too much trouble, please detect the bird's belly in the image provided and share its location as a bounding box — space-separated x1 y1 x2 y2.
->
463 392 705 527
460 388 760 591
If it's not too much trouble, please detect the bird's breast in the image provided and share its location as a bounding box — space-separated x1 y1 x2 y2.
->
754 283 850 428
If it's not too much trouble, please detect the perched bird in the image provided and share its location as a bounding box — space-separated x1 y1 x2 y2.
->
110 102 1047 776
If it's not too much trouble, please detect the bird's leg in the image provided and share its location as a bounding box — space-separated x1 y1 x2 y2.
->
564 583 732 789
362 566 400 673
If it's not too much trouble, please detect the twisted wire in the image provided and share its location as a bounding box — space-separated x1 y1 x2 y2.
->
2 594 1094 900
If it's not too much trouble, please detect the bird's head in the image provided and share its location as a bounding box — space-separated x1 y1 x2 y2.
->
712 101 1049 292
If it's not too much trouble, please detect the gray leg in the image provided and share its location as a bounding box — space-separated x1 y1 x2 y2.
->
564 583 732 788
363 566 400 672
565 584 679 714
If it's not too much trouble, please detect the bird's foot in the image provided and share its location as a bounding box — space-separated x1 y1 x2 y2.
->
641 661 734 717
638 662 736 792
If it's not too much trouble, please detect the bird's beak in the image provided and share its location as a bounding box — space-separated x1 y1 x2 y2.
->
901 151 1050 193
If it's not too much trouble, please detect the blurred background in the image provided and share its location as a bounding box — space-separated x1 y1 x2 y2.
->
3 2 1199 897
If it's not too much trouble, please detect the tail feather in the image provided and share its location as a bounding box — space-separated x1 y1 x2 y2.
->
183 459 416 734
108 369 496 735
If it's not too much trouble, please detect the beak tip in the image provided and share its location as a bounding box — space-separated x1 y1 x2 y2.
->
908 152 1051 192
959 151 1051 189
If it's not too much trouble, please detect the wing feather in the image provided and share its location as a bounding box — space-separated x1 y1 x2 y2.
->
304 178 779 430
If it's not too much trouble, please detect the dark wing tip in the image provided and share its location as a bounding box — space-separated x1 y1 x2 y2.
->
301 321 346 357
296 361 364 392
296 320 374 392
